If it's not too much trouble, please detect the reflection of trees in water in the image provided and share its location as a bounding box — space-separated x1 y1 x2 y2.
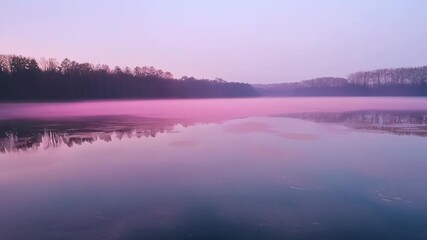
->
285 111 427 137
3 110 426 153
0 116 193 153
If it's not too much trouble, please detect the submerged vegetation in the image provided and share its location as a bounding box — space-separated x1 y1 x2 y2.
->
0 54 257 100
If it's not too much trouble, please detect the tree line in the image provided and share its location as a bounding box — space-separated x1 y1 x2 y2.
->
348 66 427 87
0 54 257 100
255 67 427 96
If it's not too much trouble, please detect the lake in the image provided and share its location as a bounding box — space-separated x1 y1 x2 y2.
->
1 97 427 240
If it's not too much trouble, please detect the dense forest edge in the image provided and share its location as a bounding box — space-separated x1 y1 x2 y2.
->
0 54 257 100
1 54 427 100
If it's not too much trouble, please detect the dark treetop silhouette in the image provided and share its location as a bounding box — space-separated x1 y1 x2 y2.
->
2 54 427 100
0 54 257 100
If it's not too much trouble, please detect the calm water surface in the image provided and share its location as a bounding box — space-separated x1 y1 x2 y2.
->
1 97 427 240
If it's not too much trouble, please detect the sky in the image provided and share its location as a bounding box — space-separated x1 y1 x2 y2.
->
1 0 427 83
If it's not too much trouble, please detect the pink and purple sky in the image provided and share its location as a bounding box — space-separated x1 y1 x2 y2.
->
1 0 427 83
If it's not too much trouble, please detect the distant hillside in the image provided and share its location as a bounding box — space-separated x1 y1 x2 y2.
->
254 67 427 96
253 77 349 96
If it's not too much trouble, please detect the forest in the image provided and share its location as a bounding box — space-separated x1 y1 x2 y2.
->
255 67 427 96
0 54 257 100
1 54 427 99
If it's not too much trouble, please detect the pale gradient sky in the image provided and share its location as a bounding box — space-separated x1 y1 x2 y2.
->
1 0 427 83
